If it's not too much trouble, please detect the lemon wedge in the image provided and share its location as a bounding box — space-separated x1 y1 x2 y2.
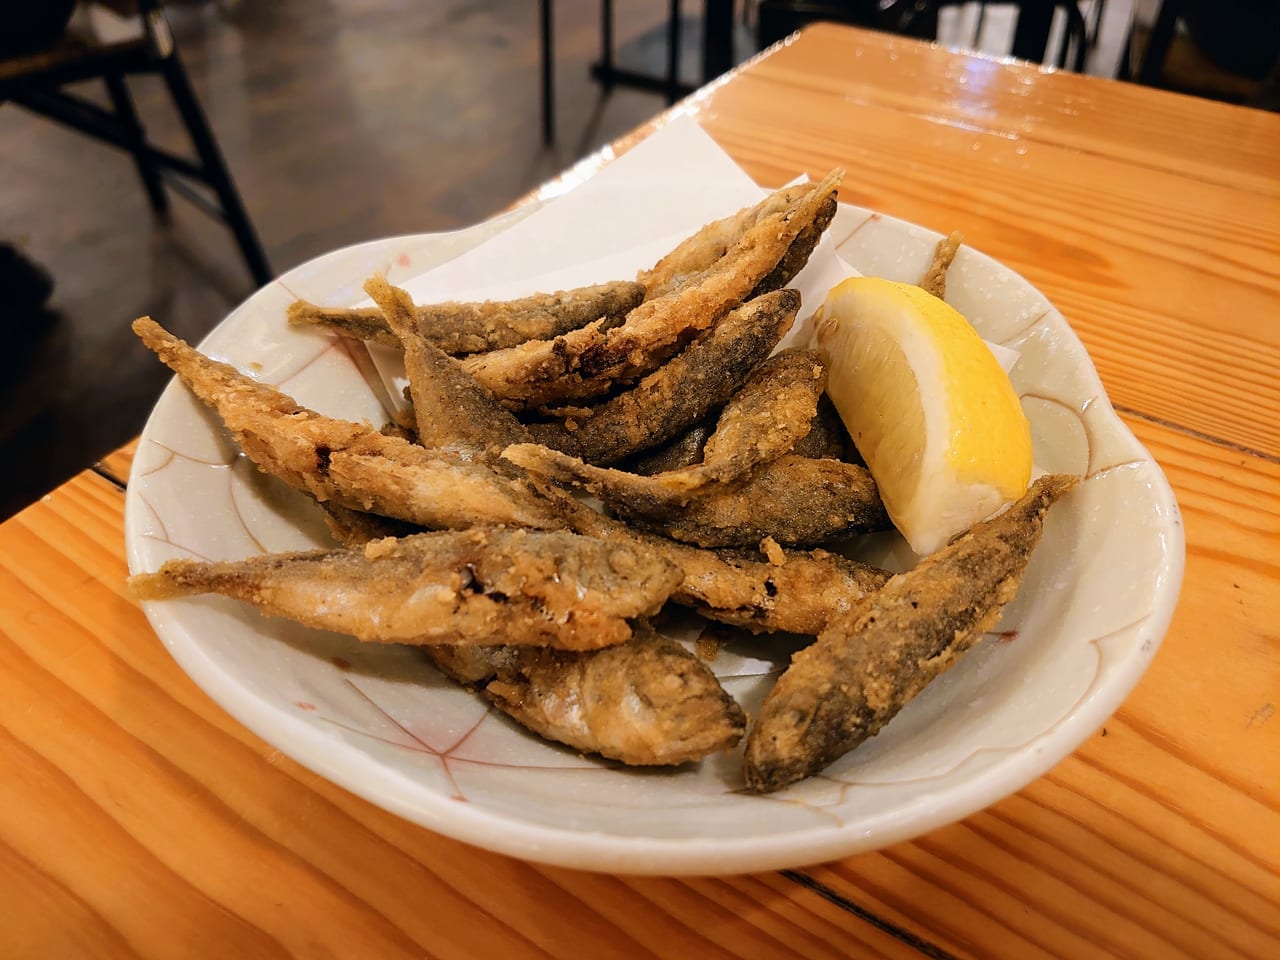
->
815 276 1032 556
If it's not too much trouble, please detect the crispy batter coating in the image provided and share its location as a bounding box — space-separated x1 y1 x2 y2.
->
694 348 826 488
625 419 713 475
286 280 645 354
744 474 1078 792
364 274 532 457
462 172 841 410
132 318 570 531
433 622 745 766
639 181 816 298
129 528 681 651
666 539 890 635
626 456 889 548
525 289 800 465
640 183 836 302
563 505 891 634
513 446 885 548
919 230 963 300
319 502 424 544
319 484 745 766
750 195 839 298
503 349 827 520
792 394 855 461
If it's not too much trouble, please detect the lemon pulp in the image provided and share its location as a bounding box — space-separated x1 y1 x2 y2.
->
815 276 1032 555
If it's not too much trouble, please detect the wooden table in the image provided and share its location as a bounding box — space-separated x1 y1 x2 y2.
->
3 23 1277 960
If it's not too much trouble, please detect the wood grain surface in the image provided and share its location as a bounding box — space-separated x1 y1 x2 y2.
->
3 23 1278 960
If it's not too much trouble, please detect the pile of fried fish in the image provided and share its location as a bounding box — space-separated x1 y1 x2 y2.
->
129 172 1077 792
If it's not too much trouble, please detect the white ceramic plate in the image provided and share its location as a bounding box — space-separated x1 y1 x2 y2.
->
124 203 1184 876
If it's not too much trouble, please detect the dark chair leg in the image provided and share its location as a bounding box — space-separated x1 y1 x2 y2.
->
666 0 681 104
1011 2 1054 64
157 48 271 286
599 0 615 93
539 0 554 145
702 0 734 81
1116 22 1133 80
1137 0 1184 86
1087 0 1106 48
103 70 168 216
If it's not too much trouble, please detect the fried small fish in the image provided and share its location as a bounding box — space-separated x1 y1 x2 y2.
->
623 370 843 477
525 289 800 465
504 349 828 522
344 486 864 636
640 181 811 296
286 280 645 354
318 495 745 766
640 181 825 299
132 318 571 531
667 539 891 635
129 528 682 651
750 194 839 298
625 418 714 475
318 502 424 545
462 172 841 410
364 274 532 458
743 473 1078 792
791 394 855 462
432 622 745 766
692 348 825 490
516 447 885 547
517 488 890 636
625 456 889 549
919 230 963 300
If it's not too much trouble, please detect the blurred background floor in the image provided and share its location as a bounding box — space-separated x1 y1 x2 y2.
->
0 0 672 520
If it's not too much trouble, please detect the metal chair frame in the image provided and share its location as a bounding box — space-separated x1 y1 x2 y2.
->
946 1 1089 71
756 1 1089 72
538 0 708 145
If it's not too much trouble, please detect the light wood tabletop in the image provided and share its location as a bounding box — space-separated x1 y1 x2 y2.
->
3 23 1277 960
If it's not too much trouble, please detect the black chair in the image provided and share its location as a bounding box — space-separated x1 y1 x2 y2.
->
757 1 1089 72
757 1 938 48
0 0 271 286
1120 0 1279 108
974 0 1103 53
538 0 687 146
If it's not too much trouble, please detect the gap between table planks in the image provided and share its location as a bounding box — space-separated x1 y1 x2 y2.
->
9 406 1272 959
